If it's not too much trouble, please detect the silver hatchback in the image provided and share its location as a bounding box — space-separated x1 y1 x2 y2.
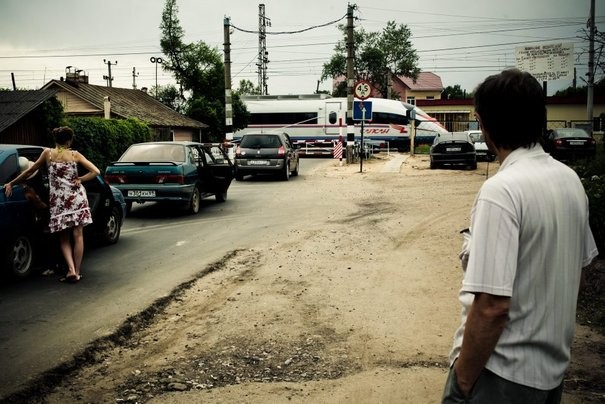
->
235 133 300 181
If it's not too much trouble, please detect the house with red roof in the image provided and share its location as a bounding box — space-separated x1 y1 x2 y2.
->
391 72 444 105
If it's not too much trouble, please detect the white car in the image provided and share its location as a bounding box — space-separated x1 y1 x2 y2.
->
466 130 496 162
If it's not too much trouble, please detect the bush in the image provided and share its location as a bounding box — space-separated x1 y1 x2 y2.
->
64 117 153 173
573 147 605 255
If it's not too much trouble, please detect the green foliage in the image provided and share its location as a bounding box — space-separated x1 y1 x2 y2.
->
414 144 431 154
64 117 152 173
235 79 261 96
153 84 186 113
554 79 605 97
441 85 469 100
34 97 65 146
159 0 248 135
321 21 419 97
573 148 605 255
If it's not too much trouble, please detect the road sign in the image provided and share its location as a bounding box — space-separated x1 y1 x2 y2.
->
353 100 373 121
354 80 372 100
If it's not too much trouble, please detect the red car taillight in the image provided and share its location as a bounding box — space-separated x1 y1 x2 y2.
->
555 139 564 146
156 175 184 184
278 145 286 157
104 174 127 184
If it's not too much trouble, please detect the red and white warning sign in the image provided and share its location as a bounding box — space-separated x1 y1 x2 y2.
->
333 140 343 159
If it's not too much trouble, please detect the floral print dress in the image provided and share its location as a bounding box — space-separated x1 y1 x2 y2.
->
48 154 93 233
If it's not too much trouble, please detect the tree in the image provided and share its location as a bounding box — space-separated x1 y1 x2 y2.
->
159 0 248 140
554 79 605 97
441 85 468 100
153 84 186 113
578 25 605 82
321 21 419 98
234 79 261 96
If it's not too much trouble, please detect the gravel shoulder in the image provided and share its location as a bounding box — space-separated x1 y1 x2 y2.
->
8 153 603 403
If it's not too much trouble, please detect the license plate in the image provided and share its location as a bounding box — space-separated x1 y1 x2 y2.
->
568 141 585 145
446 147 462 152
127 190 156 197
248 160 270 165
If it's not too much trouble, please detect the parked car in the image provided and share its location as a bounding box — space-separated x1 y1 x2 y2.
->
104 141 234 214
466 130 496 162
235 133 300 181
543 128 597 162
0 144 126 278
430 132 477 170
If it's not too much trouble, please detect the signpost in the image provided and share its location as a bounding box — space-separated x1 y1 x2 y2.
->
354 80 372 173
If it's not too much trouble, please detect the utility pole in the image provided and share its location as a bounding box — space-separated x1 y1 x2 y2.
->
132 67 139 89
224 16 234 143
257 4 271 95
103 59 117 87
345 3 355 163
587 0 595 133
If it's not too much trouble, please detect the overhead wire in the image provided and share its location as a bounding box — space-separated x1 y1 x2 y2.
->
230 13 348 35
0 7 600 91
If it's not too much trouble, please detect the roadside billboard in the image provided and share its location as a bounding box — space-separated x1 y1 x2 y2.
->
515 42 574 81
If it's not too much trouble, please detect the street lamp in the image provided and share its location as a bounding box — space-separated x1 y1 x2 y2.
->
150 57 163 98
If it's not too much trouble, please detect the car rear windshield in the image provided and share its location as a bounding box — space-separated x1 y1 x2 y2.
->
240 135 282 148
555 128 590 138
119 144 186 162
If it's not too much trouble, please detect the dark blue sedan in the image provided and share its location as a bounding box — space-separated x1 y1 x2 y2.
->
0 145 126 279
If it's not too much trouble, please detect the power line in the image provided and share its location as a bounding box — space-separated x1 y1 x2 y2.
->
231 13 347 35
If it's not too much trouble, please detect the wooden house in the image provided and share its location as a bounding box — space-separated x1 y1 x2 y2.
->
42 71 207 141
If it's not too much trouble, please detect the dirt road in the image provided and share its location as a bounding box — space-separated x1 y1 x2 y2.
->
10 154 604 403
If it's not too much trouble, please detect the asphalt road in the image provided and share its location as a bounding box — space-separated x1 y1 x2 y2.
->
0 158 331 398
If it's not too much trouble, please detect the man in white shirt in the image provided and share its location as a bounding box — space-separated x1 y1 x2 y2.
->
442 69 598 403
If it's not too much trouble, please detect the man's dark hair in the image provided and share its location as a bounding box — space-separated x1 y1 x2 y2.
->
52 126 74 146
474 69 545 150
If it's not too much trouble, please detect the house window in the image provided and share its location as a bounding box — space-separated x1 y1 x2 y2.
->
407 96 415 105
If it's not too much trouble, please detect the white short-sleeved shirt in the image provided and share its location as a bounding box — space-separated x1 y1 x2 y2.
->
449 144 598 390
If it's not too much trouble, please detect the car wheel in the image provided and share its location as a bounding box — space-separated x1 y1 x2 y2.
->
430 161 437 169
215 190 227 202
235 169 244 181
4 234 34 278
188 187 201 214
282 161 290 181
470 162 477 170
100 205 122 245
291 158 299 176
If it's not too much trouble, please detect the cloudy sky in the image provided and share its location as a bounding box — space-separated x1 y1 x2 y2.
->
0 0 601 95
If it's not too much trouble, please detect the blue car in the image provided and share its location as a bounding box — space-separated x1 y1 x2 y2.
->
0 145 126 278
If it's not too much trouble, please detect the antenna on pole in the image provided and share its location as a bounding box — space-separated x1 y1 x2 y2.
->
150 57 163 98
132 67 140 89
103 59 118 87
257 4 271 95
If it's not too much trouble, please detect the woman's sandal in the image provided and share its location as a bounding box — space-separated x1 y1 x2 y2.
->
59 274 80 283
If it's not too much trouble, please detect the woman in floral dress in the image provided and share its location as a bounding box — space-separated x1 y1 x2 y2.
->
4 127 100 283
